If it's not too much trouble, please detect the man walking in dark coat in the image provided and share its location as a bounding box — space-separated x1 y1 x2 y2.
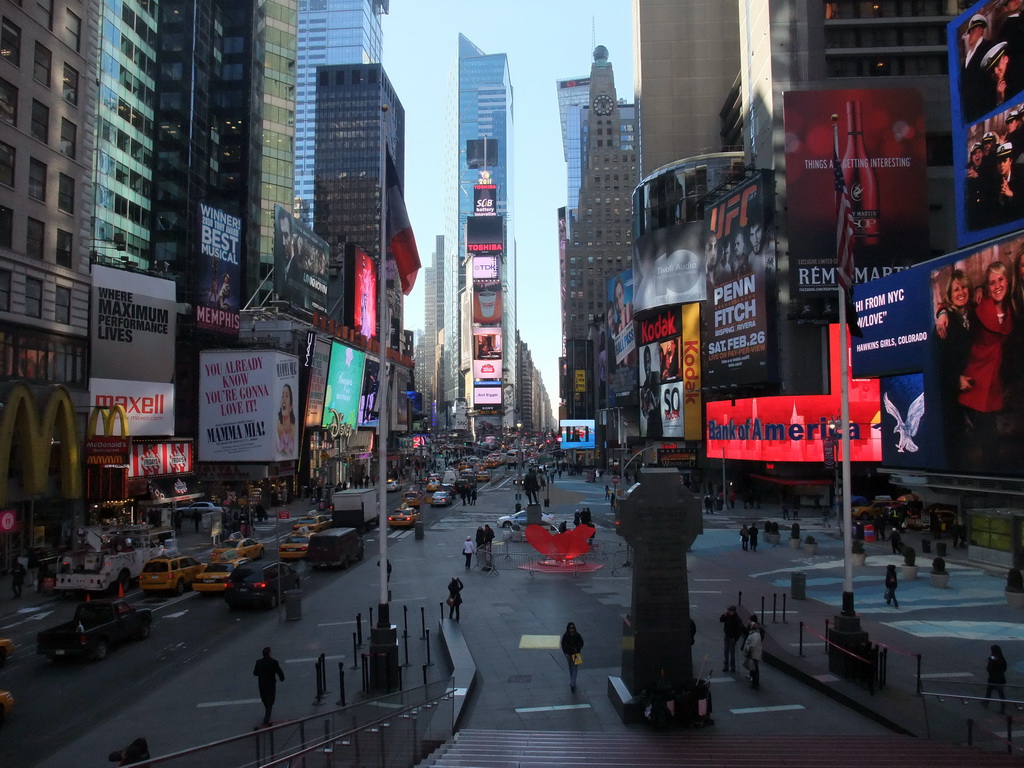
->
253 646 285 725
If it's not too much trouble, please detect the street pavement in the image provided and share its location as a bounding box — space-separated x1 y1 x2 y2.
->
5 469 1024 765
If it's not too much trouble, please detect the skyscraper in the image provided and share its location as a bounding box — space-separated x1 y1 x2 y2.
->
294 0 385 224
443 35 515 440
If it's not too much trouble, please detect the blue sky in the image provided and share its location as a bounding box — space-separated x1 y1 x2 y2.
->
381 1 635 421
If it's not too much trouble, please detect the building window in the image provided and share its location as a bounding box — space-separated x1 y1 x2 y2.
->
30 99 47 142
1 18 21 66
0 77 16 124
28 157 46 200
33 42 51 86
26 217 43 258
0 205 10 248
55 227 71 267
0 140 12 186
0 270 9 310
54 285 70 324
35 0 54 30
64 10 80 51
57 173 73 213
59 117 75 157
25 277 42 318
62 63 78 104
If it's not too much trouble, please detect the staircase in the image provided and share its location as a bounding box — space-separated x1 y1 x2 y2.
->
417 730 1023 767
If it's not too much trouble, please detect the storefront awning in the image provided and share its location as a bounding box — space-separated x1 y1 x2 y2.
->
749 473 832 487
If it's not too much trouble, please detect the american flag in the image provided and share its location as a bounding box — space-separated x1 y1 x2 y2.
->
833 146 855 291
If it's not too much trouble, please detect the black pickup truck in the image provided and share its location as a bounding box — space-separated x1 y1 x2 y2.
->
36 599 152 661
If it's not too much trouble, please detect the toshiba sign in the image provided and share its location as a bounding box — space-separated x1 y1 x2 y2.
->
90 378 175 437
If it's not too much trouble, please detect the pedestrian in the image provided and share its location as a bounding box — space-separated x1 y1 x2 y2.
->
890 528 903 555
560 621 584 692
782 502 789 520
462 536 476 570
192 509 201 533
173 509 182 533
605 485 611 500
471 487 478 505
475 526 486 550
748 523 759 552
720 604 744 673
984 644 1008 713
704 495 713 515
729 489 736 509
447 576 464 621
10 559 26 598
740 525 750 551
742 615 764 689
377 559 392 582
884 564 899 608
253 646 285 725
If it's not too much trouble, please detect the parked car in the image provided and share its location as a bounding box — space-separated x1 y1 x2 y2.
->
179 501 223 515
223 562 300 610
0 637 12 667
0 689 12 725
139 556 205 595
278 533 313 561
388 506 421 529
497 510 556 529
192 560 251 594
211 537 265 563
851 498 905 521
36 599 152 661
431 490 452 507
306 527 364 570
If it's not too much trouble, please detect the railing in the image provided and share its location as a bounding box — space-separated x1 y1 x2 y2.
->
128 678 456 768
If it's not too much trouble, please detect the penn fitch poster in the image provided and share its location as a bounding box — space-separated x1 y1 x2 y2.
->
782 88 929 319
273 204 329 315
196 202 241 335
198 350 300 462
702 171 778 389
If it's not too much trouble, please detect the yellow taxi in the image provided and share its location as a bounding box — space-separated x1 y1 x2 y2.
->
291 514 332 533
388 505 421 529
425 477 440 492
476 469 490 483
192 559 251 594
402 491 423 509
0 636 13 667
139 555 205 595
211 537 265 563
0 688 12 724
278 533 312 561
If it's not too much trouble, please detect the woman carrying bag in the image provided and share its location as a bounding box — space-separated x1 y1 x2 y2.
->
560 621 585 692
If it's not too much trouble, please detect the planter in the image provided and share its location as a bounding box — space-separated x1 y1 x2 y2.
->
803 543 819 556
1006 590 1024 609
765 533 780 545
930 572 950 589
902 565 919 581
851 553 867 566
789 538 801 549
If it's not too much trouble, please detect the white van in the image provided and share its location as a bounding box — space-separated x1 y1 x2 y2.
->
441 469 457 485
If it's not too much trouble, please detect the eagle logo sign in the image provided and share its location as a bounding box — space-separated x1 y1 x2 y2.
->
882 391 925 453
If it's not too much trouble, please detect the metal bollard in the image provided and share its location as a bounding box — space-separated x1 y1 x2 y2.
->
361 653 369 693
439 601 444 622
336 664 346 707
425 628 433 666
313 653 328 704
738 590 742 607
356 613 363 647
420 606 426 639
422 663 428 686
403 634 410 667
772 593 778 623
403 605 409 639
369 606 374 627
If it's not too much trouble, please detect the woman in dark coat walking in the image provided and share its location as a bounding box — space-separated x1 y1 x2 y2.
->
884 564 899 608
984 644 1008 713
560 621 584 692
447 577 464 621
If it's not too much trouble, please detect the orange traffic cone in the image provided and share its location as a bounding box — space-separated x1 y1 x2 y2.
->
85 592 91 602
117 582 125 598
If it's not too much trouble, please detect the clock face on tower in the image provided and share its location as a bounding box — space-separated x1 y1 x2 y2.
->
592 94 614 116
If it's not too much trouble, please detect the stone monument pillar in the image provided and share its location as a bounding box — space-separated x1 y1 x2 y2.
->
608 468 703 722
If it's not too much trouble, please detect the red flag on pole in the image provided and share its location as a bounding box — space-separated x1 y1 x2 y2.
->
386 154 421 296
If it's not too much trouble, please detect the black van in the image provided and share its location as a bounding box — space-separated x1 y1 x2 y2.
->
306 527 364 570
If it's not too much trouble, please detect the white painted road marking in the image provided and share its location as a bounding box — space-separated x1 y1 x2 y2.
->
197 698 263 708
730 704 806 714
515 704 593 713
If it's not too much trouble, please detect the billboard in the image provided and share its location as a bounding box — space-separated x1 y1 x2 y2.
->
638 306 694 439
474 184 497 216
702 171 778 388
358 357 380 428
199 350 300 462
321 341 366 430
472 254 500 280
474 328 502 359
606 270 636 365
473 279 503 325
453 400 469 430
302 334 333 429
130 440 194 477
346 246 377 339
473 359 501 380
782 89 929 316
850 230 1024 475
706 326 881 463
473 384 502 407
89 265 177 436
196 202 241 335
273 204 329 314
559 419 596 450
466 216 503 253
632 221 706 313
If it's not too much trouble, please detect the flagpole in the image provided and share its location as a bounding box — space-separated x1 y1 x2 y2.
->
833 114 856 618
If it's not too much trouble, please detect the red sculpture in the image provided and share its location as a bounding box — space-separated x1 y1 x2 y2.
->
525 523 594 561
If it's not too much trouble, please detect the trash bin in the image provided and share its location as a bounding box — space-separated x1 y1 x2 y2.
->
791 571 807 600
863 524 875 543
284 590 302 621
921 538 931 553
414 520 424 540
936 542 947 557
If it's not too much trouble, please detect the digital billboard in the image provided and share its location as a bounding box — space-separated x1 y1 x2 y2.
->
948 2 1024 125
466 216 503 253
198 350 300 462
559 419 596 450
474 329 502 359
632 221 706 313
473 279 503 325
196 202 241 335
782 89 929 317
473 359 501 380
321 341 365 430
850 230 1024 476
346 246 377 339
637 306 693 439
302 334 333 429
473 384 502 407
358 357 380 428
474 184 497 216
606 270 636 365
273 204 329 314
702 171 778 388
473 255 500 280
706 326 881 463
